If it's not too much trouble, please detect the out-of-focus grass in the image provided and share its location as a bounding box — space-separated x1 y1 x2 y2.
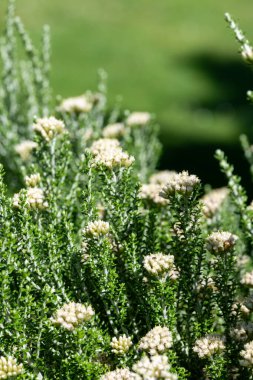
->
1 0 253 184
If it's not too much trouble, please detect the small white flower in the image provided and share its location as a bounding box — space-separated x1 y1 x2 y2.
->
132 355 177 380
139 184 168 206
0 356 23 379
58 95 93 113
13 188 48 210
149 171 177 186
143 253 176 278
193 334 225 358
139 326 173 355
102 123 125 139
160 171 200 198
25 173 41 187
101 368 138 380
126 112 151 126
51 302 94 330
110 335 132 355
201 187 228 217
241 271 253 287
240 341 253 367
84 221 110 237
15 140 38 160
33 116 66 141
206 231 238 253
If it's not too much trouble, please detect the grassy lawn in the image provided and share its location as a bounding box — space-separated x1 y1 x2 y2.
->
1 0 253 184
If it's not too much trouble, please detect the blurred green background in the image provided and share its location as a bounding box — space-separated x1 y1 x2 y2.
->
2 0 253 187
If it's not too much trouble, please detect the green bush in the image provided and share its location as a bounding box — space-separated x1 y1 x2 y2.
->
1 2 253 379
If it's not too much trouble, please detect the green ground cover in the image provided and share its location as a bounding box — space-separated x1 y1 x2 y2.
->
1 0 253 184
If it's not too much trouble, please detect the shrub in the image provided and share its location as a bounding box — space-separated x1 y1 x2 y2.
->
1 2 253 379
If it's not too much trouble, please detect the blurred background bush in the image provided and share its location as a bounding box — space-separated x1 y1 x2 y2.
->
1 0 253 188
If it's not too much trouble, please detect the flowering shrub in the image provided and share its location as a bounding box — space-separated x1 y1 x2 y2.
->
1 1 253 379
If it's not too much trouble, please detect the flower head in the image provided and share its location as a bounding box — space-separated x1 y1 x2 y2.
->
33 116 65 141
13 188 48 210
132 355 177 380
193 334 225 358
143 253 177 279
89 138 134 169
51 302 94 330
83 220 110 237
58 95 93 113
241 271 253 287
110 335 132 355
102 123 125 138
25 173 41 187
15 140 38 160
0 356 23 379
201 187 228 217
206 231 238 253
126 112 151 126
149 170 177 186
101 368 138 380
240 341 253 367
160 171 200 198
139 184 168 206
139 326 173 355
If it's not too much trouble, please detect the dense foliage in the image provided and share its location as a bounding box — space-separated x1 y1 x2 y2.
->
1 2 253 379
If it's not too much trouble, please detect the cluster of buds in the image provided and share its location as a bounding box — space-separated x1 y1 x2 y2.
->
83 220 110 237
139 184 168 206
101 368 138 380
143 253 177 279
15 140 38 161
126 112 151 126
25 173 41 187
241 271 253 287
193 334 225 358
230 322 253 342
201 187 228 218
89 138 134 169
13 188 48 210
132 355 178 380
149 170 177 186
0 356 23 379
240 341 253 367
51 302 95 330
33 116 66 141
102 123 125 139
58 94 93 113
139 326 173 355
206 231 238 253
160 171 200 198
110 335 133 355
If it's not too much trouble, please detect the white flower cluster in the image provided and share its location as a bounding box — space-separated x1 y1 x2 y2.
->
89 138 134 169
201 187 228 217
102 123 125 138
231 322 253 342
13 188 48 210
33 116 65 141
197 277 217 293
240 341 253 367
84 220 110 237
25 173 41 187
143 253 177 279
126 112 151 126
110 335 133 355
193 334 225 358
101 368 138 380
139 326 173 355
149 171 177 186
139 184 168 206
0 356 23 379
225 13 253 64
51 302 94 330
58 95 93 113
15 140 38 160
133 355 178 380
206 231 238 253
160 171 200 198
241 271 253 287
